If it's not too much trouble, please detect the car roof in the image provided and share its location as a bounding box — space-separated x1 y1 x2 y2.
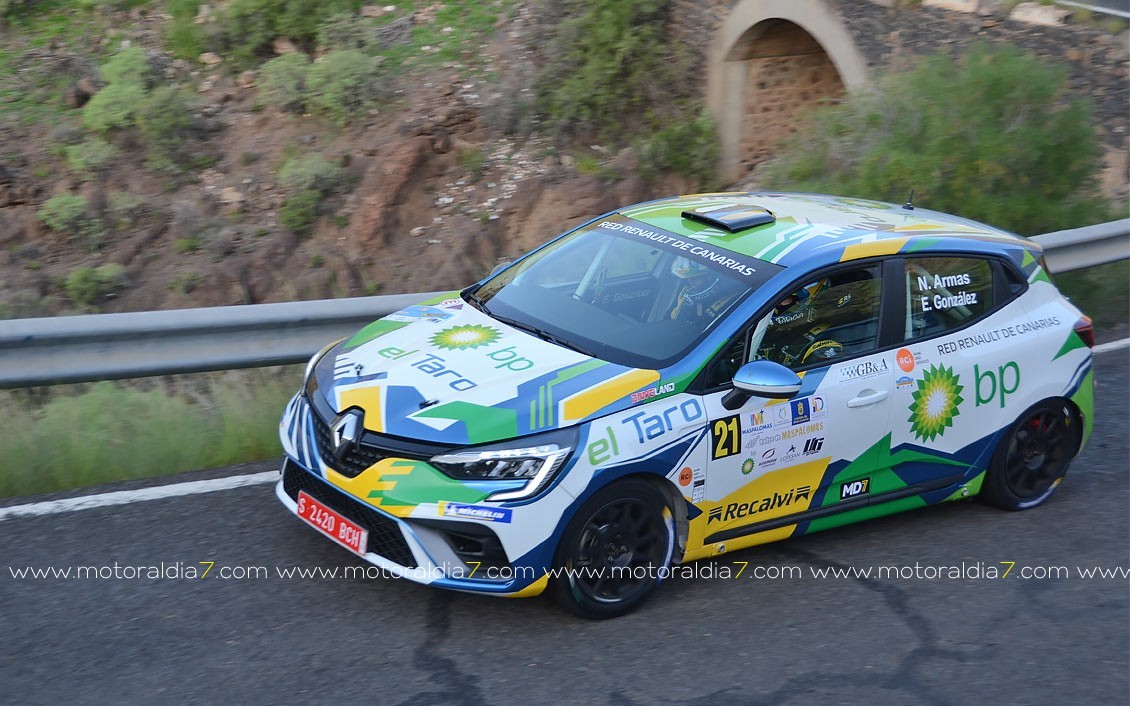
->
617 192 1038 269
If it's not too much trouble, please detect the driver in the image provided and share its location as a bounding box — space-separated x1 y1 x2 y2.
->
668 257 735 323
772 279 827 323
757 278 833 365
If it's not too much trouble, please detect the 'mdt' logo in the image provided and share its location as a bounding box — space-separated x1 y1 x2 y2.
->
840 478 870 500
975 362 1021 408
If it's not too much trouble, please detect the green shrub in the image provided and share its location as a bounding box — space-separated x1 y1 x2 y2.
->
219 0 361 65
279 188 322 235
636 112 721 190
64 138 116 177
82 82 145 132
0 0 29 19
317 10 371 51
107 191 147 228
306 49 383 124
99 45 152 87
107 191 149 232
63 263 126 305
260 52 311 113
766 43 1108 236
174 237 200 253
38 193 90 233
135 86 196 172
534 0 693 144
165 0 205 59
458 146 487 180
574 154 619 182
278 153 348 195
168 271 203 294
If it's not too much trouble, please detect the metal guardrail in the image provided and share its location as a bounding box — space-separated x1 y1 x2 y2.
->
0 220 1126 389
1031 220 1129 274
0 292 442 389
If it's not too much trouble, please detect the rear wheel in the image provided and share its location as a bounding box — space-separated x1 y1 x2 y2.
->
552 479 675 619
981 399 1077 510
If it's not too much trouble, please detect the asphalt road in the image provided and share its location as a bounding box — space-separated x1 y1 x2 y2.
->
2 352 1127 706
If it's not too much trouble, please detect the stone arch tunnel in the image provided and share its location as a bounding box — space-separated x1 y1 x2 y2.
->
696 0 1127 196
707 0 870 183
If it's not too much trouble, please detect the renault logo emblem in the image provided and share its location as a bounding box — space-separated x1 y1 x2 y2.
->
330 410 363 458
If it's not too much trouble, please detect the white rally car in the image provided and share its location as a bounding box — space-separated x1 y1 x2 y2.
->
277 193 1094 618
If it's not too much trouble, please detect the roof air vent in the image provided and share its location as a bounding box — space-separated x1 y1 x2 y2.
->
681 205 775 232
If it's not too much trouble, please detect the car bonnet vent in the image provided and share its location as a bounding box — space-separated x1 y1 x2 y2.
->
681 205 775 232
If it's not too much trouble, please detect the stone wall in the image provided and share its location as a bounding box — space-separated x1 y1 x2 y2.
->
741 48 845 167
672 0 1129 191
839 1 1128 150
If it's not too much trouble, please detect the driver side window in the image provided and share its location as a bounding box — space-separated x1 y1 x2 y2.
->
755 265 882 369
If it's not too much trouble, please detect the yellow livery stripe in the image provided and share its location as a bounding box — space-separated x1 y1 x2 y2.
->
500 573 549 598
337 385 384 432
560 369 661 424
839 237 909 262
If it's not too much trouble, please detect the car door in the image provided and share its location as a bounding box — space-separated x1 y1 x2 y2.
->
883 254 1018 500
695 262 894 554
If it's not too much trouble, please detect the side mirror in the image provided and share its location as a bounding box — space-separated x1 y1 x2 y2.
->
722 360 802 410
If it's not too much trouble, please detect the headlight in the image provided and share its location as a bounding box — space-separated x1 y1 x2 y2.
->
304 338 345 398
431 429 577 502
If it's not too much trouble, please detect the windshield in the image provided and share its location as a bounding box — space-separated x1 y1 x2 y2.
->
468 215 781 369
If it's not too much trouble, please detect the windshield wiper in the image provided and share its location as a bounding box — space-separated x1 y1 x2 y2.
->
490 314 597 358
461 286 490 314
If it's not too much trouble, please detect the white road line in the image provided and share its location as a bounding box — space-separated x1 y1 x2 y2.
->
2 336 1127 521
1095 337 1130 354
0 471 278 522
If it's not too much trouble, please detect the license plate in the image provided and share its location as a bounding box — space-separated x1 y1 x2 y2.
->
296 491 368 555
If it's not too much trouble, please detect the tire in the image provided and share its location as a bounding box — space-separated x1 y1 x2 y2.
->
552 479 675 620
981 399 1078 511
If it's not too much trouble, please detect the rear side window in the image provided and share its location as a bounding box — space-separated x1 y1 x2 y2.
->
904 257 993 341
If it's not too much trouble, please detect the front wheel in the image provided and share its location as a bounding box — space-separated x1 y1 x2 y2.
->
552 479 675 619
981 399 1078 510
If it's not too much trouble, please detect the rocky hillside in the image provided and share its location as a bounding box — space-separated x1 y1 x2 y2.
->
1 0 1122 322
0 0 706 319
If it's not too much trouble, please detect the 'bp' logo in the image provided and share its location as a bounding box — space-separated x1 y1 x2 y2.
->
907 364 964 442
430 324 500 350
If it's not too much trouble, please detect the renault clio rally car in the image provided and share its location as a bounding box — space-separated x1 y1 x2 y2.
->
277 192 1094 618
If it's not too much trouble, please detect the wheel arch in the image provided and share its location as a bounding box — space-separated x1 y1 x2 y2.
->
585 471 691 563
1060 396 1087 459
981 395 1080 511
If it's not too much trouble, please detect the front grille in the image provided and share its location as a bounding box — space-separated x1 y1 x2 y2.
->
282 461 418 569
310 412 389 478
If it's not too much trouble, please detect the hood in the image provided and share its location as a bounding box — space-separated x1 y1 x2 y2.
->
312 294 665 445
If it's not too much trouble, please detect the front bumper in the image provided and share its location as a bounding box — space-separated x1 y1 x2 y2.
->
275 453 551 597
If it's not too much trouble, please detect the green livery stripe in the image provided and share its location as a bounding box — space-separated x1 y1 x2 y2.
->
1053 330 1087 361
363 459 490 507
418 292 458 305
1070 369 1095 448
822 434 969 510
1029 266 1052 284
805 495 928 533
944 471 985 501
416 400 519 444
535 359 608 430
905 237 943 253
345 291 458 349
345 319 409 349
